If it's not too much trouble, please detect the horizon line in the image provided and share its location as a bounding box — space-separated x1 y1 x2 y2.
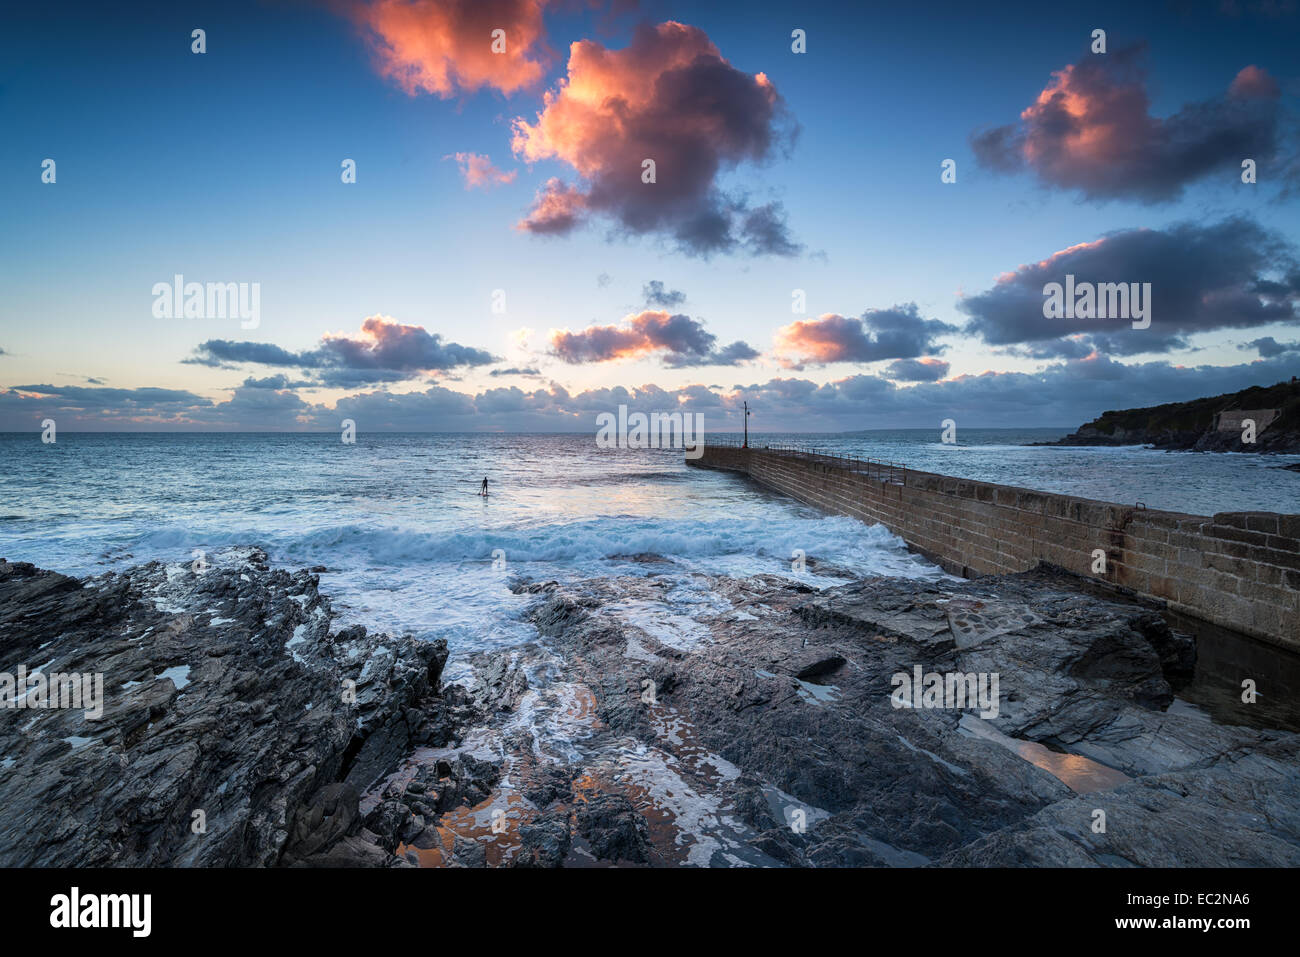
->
0 426 1078 436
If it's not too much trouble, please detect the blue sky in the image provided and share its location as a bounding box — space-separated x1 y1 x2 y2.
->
1 0 1297 431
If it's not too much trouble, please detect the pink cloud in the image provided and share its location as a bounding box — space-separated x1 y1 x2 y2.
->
511 21 798 256
448 152 517 189
549 310 758 367
348 0 550 98
775 306 956 367
972 47 1282 202
517 177 586 233
1229 64 1281 99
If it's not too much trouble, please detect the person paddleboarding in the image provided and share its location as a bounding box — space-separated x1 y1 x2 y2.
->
480 476 489 497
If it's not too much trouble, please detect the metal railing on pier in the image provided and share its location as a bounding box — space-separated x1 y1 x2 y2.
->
702 437 909 487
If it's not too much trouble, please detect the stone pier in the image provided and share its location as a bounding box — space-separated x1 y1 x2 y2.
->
688 443 1300 650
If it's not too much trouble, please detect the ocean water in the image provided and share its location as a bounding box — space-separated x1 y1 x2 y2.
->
2 430 1297 669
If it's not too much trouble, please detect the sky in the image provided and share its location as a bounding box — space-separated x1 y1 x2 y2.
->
1 0 1298 432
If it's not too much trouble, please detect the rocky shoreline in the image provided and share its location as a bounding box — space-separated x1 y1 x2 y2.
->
1032 379 1300 453
0 549 460 866
3 551 1298 867
1037 428 1300 454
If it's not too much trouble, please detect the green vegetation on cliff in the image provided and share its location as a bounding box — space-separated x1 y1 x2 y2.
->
1048 378 1300 452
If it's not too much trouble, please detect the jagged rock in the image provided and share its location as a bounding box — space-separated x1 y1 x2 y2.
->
522 765 574 808
433 754 501 813
939 735 1300 867
282 783 361 864
469 650 530 713
576 794 650 863
512 808 572 868
452 836 487 868
517 566 1300 867
7 547 1295 869
362 801 411 854
0 552 449 867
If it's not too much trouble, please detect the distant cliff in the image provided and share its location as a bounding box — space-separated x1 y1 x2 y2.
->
1040 379 1300 453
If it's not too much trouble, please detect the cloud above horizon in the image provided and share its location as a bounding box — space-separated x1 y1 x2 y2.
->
884 357 951 382
959 218 1300 357
549 310 759 367
775 305 957 367
1241 336 1300 358
187 316 496 387
511 21 800 256
972 46 1283 202
642 280 686 308
7 356 1296 432
0 383 216 427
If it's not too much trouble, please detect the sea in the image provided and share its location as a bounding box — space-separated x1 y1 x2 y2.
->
2 429 1298 688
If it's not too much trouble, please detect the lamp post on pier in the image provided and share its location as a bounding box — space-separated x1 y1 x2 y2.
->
743 400 750 449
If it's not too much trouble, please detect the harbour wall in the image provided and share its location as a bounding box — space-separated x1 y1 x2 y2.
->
688 444 1300 650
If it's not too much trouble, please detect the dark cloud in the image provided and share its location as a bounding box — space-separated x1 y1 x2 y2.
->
207 381 317 427
550 311 759 367
1241 336 1300 357
776 304 957 367
883 357 951 382
725 356 1300 430
333 384 477 425
184 340 306 369
5 358 1298 432
5 384 210 410
642 281 686 308
315 317 495 386
512 21 800 257
242 374 314 390
243 374 291 389
683 340 762 368
0 379 310 431
188 317 496 387
0 383 214 429
676 383 724 407
959 218 1300 356
489 366 542 377
1004 331 1197 359
331 381 714 432
1002 337 1097 361
971 46 1284 203
740 202 803 257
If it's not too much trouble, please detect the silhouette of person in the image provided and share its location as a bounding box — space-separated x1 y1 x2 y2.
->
481 476 489 496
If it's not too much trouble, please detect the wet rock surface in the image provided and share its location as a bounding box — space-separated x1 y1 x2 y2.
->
355 560 1297 868
4 550 1297 867
498 566 1298 866
0 550 452 867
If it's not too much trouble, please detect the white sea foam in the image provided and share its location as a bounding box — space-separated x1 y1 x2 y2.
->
4 432 1294 666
